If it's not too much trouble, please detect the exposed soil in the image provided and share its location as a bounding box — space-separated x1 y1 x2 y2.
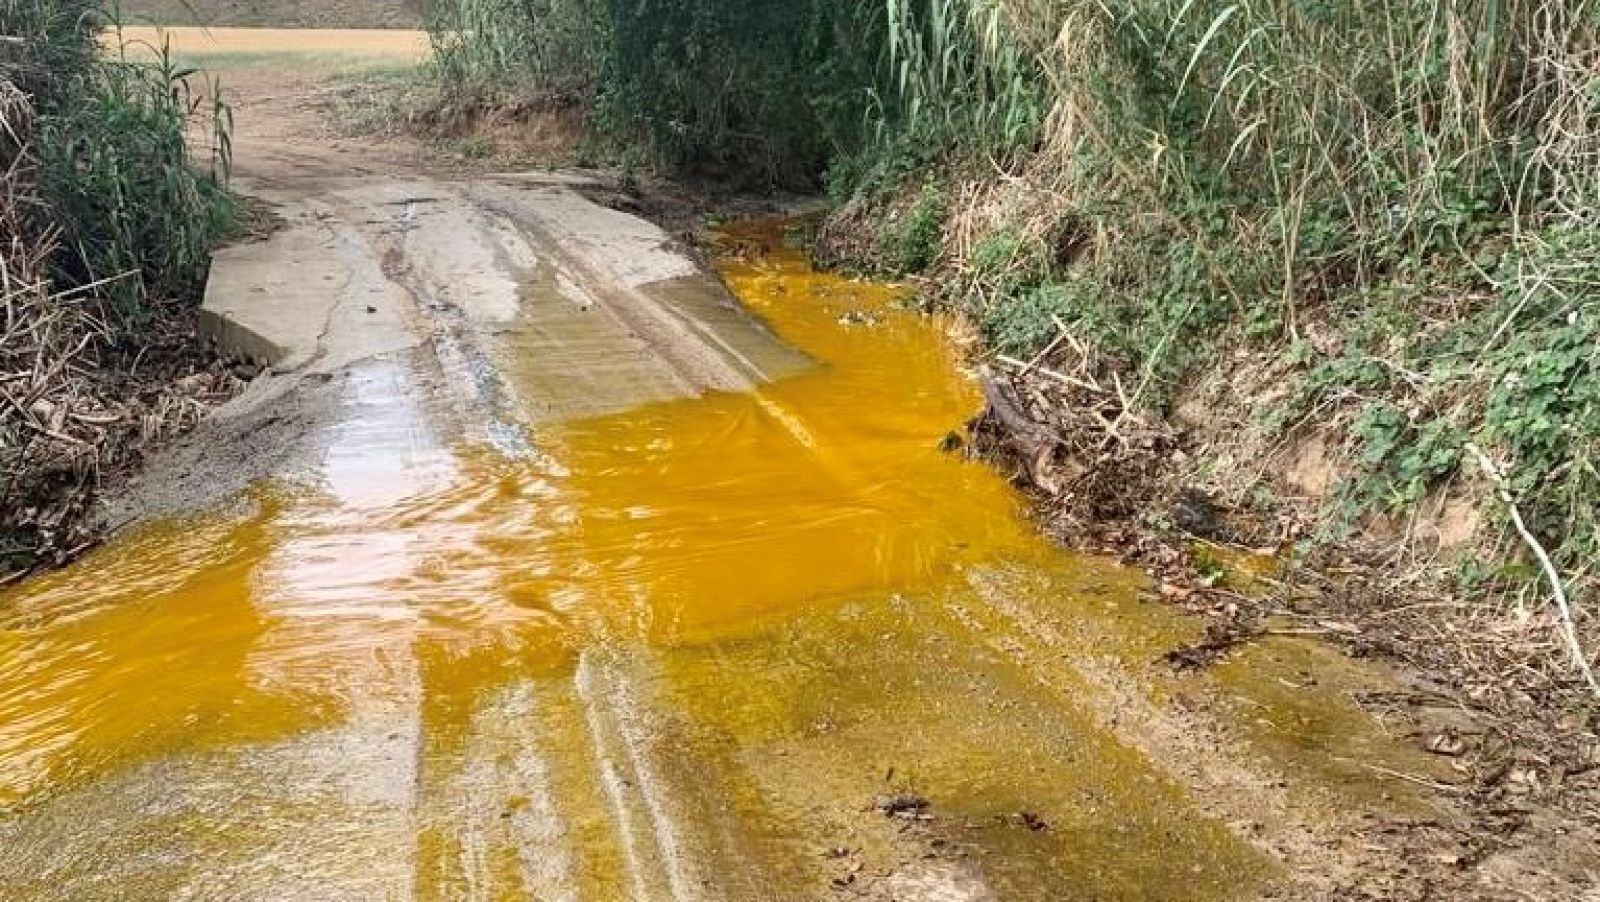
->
967 358 1600 900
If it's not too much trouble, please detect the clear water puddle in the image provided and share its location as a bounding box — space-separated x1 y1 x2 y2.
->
0 221 1436 899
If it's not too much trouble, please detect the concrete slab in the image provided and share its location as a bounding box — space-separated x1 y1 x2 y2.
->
201 176 809 422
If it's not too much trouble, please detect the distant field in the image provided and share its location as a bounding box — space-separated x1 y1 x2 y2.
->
118 0 424 29
114 26 430 59
109 26 431 82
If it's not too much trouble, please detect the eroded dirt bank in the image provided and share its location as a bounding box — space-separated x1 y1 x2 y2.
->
0 29 1593 901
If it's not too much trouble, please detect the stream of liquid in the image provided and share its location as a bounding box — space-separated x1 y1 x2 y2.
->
0 221 1432 899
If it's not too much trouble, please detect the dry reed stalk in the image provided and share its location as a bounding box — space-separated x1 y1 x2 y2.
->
0 78 116 572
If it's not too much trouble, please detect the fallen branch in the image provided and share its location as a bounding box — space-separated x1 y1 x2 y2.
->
1357 762 1466 795
979 371 1049 443
1467 443 1600 699
996 354 1106 394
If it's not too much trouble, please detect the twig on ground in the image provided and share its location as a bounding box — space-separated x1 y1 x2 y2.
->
1467 442 1600 700
1358 762 1467 795
996 354 1105 393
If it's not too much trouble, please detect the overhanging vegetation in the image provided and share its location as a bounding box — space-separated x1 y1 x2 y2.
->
1 0 234 572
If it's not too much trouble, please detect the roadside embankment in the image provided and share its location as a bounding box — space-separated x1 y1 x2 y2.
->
410 0 1600 893
0 4 237 577
807 2 1600 880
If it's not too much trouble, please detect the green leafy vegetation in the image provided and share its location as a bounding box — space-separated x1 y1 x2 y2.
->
2 1 234 570
878 183 947 274
38 43 234 321
5 0 234 323
429 0 1600 610
880 0 1600 608
425 0 1039 185
427 0 605 110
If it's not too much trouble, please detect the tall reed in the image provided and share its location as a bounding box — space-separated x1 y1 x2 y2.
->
424 0 1600 602
427 0 606 105
3 0 234 324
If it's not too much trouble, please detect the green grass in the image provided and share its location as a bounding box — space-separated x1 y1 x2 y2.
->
167 50 424 73
878 182 947 274
932 0 1600 605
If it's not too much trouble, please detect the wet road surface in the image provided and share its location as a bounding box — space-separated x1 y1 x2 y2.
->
0 29 1457 902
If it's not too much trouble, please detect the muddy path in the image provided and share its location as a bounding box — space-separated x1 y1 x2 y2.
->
0 29 1571 902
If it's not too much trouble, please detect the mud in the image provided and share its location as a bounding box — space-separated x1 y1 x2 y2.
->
0 28 1565 902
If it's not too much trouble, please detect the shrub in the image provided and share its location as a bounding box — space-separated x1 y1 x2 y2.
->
428 0 888 184
4 1 234 324
427 0 607 107
879 182 946 274
37 43 234 321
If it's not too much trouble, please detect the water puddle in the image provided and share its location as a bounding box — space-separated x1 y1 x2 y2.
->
0 220 1435 898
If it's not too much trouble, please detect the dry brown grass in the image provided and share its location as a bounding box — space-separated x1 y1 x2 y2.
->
2 121 113 571
0 84 236 578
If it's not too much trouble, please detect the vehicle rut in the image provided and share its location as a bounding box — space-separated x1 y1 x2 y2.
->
0 31 1474 901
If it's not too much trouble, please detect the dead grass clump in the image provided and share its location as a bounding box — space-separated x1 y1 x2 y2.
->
0 86 235 578
1 117 107 571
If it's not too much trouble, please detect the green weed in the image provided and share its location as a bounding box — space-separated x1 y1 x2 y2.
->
422 0 1600 603
878 183 946 274
6 2 234 324
37 39 234 321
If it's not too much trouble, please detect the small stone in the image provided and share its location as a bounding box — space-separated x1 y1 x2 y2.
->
874 793 931 817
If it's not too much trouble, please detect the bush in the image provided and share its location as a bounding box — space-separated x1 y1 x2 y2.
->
425 0 1600 600
427 0 607 107
1 1 234 568
878 182 946 274
427 0 903 185
968 0 1600 594
3 1 234 324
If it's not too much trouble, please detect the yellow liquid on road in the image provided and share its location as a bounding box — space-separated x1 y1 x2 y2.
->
0 222 1291 899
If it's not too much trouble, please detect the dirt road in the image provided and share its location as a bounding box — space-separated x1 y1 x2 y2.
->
0 29 1563 901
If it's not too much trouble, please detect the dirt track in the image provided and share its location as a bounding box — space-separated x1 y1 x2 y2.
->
0 29 1593 902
